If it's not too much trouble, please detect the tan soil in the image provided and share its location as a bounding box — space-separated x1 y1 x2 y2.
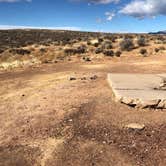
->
0 55 166 166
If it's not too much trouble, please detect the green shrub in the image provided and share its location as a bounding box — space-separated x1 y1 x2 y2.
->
95 47 103 54
0 49 4 54
120 38 134 51
64 46 86 55
101 41 113 49
137 37 146 46
115 50 122 57
9 48 31 55
155 48 160 53
103 50 114 57
140 48 147 55
159 46 165 50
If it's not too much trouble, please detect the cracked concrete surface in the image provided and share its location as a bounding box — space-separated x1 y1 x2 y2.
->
107 73 166 109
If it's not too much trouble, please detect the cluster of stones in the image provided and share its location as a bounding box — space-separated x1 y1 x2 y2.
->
120 97 166 109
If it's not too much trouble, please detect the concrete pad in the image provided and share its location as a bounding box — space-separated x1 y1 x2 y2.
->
107 73 166 109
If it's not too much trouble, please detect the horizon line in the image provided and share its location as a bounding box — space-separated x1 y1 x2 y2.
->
0 25 150 34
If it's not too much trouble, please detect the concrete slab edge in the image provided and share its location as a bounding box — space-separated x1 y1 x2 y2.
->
107 73 166 109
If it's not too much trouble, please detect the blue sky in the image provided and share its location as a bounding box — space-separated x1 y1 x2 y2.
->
0 0 166 32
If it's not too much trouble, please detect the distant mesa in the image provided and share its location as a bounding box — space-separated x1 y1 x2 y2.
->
149 30 166 34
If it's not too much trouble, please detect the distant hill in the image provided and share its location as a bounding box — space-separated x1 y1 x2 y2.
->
149 31 166 34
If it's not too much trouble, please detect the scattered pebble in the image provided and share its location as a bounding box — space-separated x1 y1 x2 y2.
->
100 150 103 154
69 77 76 81
68 119 73 122
102 141 106 144
90 75 98 80
82 57 91 62
81 77 87 80
125 123 145 131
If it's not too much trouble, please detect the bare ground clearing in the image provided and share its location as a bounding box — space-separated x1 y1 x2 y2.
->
0 55 166 166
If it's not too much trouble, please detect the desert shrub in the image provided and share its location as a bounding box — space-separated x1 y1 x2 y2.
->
103 36 111 40
103 50 114 57
124 34 134 39
137 37 146 46
94 42 100 47
87 41 91 45
95 47 103 54
64 48 76 55
159 46 165 50
64 46 86 55
155 48 160 53
101 41 113 49
77 37 82 41
76 45 87 54
70 39 78 44
111 36 117 43
120 38 134 51
157 35 165 41
61 40 70 46
115 50 122 57
154 46 165 53
82 56 91 62
40 48 47 53
103 35 117 43
0 49 4 54
9 48 31 55
98 38 104 43
140 48 147 55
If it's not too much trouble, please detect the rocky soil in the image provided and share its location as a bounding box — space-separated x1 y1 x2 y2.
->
0 54 166 166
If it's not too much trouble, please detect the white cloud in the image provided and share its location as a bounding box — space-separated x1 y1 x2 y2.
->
120 0 166 18
89 0 119 4
0 0 31 2
0 25 81 31
72 0 119 4
105 12 115 21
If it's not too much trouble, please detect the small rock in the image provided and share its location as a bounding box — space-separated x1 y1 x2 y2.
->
125 123 145 131
95 47 103 54
103 50 114 57
141 99 161 109
90 75 98 80
157 100 166 109
121 98 137 107
69 77 76 81
81 77 87 80
102 141 106 144
83 57 91 62
21 128 25 132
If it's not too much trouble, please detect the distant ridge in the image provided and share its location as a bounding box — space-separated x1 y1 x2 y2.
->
149 30 166 34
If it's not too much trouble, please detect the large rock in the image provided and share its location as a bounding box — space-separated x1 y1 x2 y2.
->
125 123 145 130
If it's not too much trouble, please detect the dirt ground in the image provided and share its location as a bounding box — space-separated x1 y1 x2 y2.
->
0 55 166 166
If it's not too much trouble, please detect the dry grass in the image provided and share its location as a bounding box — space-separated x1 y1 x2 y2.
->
0 30 166 70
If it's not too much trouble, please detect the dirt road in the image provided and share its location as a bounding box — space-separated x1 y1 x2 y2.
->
0 56 166 166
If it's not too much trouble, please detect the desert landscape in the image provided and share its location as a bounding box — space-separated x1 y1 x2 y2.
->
0 29 165 166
